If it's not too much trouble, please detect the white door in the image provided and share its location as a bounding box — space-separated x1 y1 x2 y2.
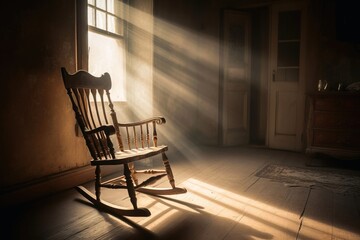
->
221 10 251 146
268 2 306 151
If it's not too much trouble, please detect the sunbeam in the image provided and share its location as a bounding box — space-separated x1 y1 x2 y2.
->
121 2 220 159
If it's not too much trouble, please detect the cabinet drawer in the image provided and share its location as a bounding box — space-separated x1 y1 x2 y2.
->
314 96 360 111
313 130 360 149
313 112 360 129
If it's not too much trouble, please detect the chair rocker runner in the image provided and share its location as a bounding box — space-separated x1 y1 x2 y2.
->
61 67 186 217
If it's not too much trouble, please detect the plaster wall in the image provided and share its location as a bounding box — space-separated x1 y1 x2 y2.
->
0 0 89 189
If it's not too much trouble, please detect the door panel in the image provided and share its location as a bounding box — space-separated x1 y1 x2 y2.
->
221 10 251 146
227 91 248 130
275 91 297 136
268 2 306 151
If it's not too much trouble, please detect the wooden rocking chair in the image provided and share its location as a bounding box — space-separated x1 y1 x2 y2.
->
61 68 186 217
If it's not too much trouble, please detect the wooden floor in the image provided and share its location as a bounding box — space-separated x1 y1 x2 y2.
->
3 147 360 239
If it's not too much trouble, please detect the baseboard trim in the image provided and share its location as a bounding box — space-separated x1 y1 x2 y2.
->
1 165 119 207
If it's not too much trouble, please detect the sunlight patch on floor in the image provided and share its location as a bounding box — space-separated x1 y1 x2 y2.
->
131 178 360 239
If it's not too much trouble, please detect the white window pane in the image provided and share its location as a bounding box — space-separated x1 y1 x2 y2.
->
88 7 95 26
88 0 95 5
88 31 126 101
96 0 106 10
96 10 106 30
107 0 114 14
107 15 115 33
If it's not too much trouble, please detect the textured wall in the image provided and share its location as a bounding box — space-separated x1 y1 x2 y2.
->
0 0 88 189
153 0 220 147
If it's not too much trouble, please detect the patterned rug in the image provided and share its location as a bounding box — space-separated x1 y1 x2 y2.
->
256 164 360 195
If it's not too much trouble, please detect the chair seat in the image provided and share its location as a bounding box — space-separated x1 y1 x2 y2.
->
90 145 168 166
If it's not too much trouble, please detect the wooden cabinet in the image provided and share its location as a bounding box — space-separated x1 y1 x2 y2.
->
306 92 360 159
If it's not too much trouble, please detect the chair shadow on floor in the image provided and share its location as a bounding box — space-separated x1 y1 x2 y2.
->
75 194 274 240
75 198 156 238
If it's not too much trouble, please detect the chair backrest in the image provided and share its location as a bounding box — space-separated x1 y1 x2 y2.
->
61 67 124 160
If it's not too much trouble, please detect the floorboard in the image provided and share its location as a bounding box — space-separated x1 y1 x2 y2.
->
3 147 360 239
297 188 334 239
331 193 360 239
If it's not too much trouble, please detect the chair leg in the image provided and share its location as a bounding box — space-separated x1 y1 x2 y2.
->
162 152 175 188
124 163 138 209
75 162 150 217
95 165 101 201
128 162 139 186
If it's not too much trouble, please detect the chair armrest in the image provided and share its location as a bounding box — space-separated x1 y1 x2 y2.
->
85 124 116 136
115 117 166 149
117 117 166 127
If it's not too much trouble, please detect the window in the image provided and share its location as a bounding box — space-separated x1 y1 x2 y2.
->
276 11 301 82
88 0 126 101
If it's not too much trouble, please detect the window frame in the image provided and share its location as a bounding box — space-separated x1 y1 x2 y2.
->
87 0 125 39
86 0 128 102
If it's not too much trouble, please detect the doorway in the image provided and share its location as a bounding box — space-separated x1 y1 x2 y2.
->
220 10 252 146
267 2 306 151
249 3 306 151
220 7 269 147
220 3 306 151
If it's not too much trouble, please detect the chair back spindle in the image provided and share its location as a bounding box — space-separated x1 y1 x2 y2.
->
106 95 124 151
61 68 121 160
133 126 138 149
140 125 144 148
